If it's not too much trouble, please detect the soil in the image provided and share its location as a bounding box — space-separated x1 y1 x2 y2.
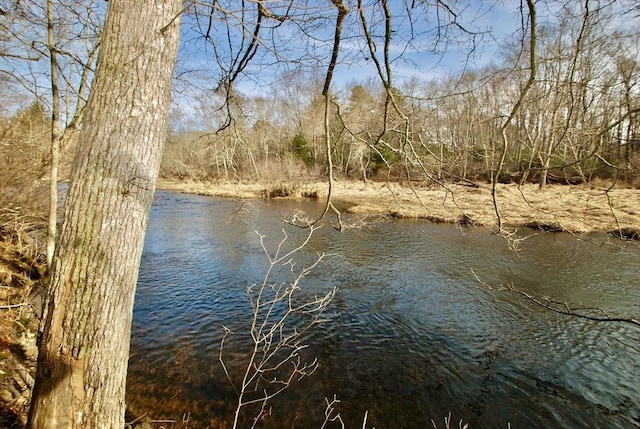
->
157 178 640 236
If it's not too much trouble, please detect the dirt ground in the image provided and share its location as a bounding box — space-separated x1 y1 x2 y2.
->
157 178 640 236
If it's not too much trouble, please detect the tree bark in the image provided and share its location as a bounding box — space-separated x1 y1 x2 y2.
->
46 0 60 269
27 0 182 427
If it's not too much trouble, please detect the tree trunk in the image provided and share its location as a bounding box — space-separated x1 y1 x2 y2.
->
46 0 61 268
27 0 182 427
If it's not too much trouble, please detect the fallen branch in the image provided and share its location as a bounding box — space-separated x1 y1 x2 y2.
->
472 269 640 327
504 283 640 326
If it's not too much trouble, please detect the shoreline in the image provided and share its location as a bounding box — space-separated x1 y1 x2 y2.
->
156 178 640 238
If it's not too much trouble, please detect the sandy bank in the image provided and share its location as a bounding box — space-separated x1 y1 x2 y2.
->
156 179 640 236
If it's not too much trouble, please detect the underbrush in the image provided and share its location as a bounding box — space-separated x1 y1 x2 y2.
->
260 181 321 199
262 182 299 198
0 216 46 428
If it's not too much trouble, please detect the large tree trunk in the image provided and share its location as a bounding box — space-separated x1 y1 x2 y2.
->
27 1 182 427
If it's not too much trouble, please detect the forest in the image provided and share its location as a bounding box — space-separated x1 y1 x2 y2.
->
166 1 638 188
162 42 640 188
2 0 639 198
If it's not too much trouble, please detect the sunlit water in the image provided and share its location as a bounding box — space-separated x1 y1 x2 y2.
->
127 190 640 428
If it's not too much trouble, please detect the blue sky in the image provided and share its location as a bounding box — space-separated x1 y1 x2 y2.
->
174 1 525 99
7 0 636 122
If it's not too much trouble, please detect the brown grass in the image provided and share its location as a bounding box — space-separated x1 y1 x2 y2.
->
0 218 45 428
157 179 640 235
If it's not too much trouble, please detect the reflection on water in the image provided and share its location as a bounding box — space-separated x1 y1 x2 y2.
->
128 191 640 428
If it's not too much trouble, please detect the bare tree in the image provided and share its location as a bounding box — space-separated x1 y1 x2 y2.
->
46 0 102 266
491 0 537 231
27 0 182 427
0 0 103 265
45 0 61 268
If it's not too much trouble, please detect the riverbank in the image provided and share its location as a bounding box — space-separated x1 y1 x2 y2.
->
0 235 42 428
157 178 640 237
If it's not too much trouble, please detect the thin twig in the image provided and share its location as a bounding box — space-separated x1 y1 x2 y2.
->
0 302 31 310
472 270 640 327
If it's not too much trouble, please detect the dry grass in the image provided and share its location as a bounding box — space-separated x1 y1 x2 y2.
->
157 179 640 235
0 211 46 428
0 232 42 428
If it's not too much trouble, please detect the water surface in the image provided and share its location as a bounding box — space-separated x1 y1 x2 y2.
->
127 191 640 428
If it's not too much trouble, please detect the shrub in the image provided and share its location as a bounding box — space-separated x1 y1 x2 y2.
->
291 133 315 166
263 182 299 198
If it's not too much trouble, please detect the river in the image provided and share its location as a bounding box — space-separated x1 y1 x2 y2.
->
127 190 640 428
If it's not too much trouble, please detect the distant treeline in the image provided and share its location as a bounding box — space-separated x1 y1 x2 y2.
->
161 27 639 187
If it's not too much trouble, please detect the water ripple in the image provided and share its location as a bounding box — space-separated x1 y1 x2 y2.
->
128 191 640 429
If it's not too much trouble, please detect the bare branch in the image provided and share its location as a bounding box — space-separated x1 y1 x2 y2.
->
472 270 640 327
221 227 336 428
